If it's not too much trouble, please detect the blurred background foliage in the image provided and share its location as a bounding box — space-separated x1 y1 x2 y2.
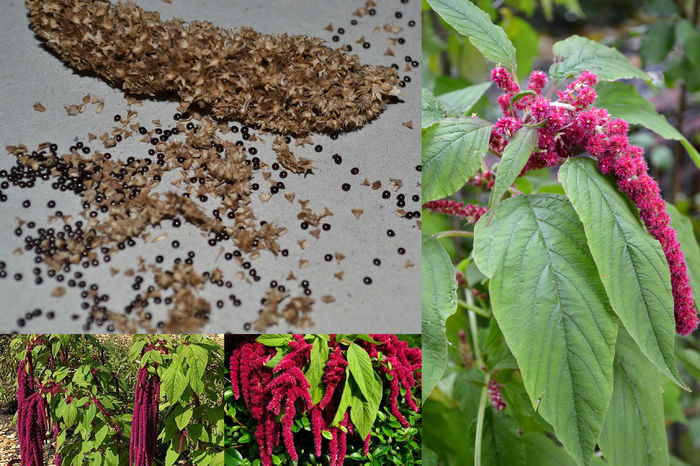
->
423 0 700 463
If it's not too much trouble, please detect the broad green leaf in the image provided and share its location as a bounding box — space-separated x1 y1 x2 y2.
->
594 81 700 169
667 204 700 303
599 327 669 466
481 411 526 466
676 19 700 66
332 368 353 425
549 35 651 83
165 445 180 466
64 402 78 428
488 126 537 216
189 369 204 396
422 447 439 466
559 157 687 389
427 0 517 71
521 432 577 466
349 373 383 439
473 194 617 466
422 117 491 202
162 361 187 403
422 89 446 128
422 233 458 403
305 337 330 405
256 335 293 347
175 408 193 431
436 82 491 116
186 344 208 379
641 20 675 66
347 343 375 401
94 423 109 445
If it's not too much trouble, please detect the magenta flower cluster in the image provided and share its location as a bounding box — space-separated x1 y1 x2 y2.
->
129 365 160 466
423 199 487 223
487 379 506 411
17 352 47 466
487 66 698 335
229 335 422 466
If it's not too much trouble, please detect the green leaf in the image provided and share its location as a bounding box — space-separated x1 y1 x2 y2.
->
64 402 78 428
667 204 700 304
175 408 193 431
256 335 293 347
488 126 537 216
427 0 517 71
559 157 687 389
521 432 578 466
305 337 330 405
186 344 208 379
321 430 333 440
599 327 669 466
436 82 491 116
422 117 491 202
473 194 617 466
676 19 700 66
165 445 180 466
162 361 187 403
641 20 675 67
349 373 383 439
481 411 527 466
549 35 651 83
347 343 375 401
594 81 700 169
332 368 353 425
422 89 446 128
421 233 458 403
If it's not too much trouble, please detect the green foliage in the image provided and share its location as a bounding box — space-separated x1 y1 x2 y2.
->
550 35 652 83
488 126 537 215
427 0 517 72
559 157 686 389
421 234 457 403
9 334 224 466
474 194 618 465
421 117 491 202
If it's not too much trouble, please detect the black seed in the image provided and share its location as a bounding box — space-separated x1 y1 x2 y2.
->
382 190 391 199
387 229 395 237
172 240 180 248
351 167 359 175
363 277 373 285
373 258 381 266
363 42 370 49
325 254 333 262
315 145 323 152
114 114 121 122
342 183 351 191
398 247 406 255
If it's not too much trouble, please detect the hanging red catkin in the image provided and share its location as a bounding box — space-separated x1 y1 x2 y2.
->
16 349 47 466
129 365 160 466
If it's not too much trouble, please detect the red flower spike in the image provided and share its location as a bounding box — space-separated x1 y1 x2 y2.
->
487 66 699 335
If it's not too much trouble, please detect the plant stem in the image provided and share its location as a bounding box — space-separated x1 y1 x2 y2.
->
475 373 490 466
457 299 490 318
435 230 474 240
465 288 488 466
